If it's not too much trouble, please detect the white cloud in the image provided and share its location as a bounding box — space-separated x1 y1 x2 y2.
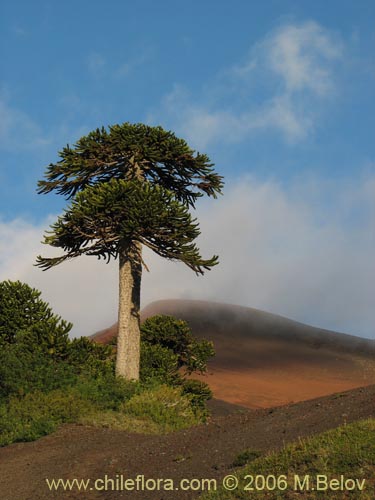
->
262 21 342 95
0 174 373 339
115 62 132 78
114 49 152 79
150 21 342 147
87 47 153 80
12 26 27 37
0 99 49 151
255 94 313 142
155 85 239 146
155 86 311 148
87 53 106 76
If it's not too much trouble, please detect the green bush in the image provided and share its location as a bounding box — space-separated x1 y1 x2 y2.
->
67 337 115 376
0 280 72 356
0 343 78 400
180 379 213 412
0 337 115 401
74 372 140 410
185 339 216 374
141 315 215 374
140 342 179 384
139 316 214 412
121 385 202 432
0 390 93 446
0 281 114 401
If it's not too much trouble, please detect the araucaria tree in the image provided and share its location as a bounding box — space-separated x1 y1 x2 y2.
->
36 123 223 380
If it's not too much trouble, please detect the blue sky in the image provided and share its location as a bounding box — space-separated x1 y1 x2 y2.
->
0 1 374 338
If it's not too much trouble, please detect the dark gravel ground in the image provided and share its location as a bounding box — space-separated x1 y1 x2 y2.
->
1 385 375 500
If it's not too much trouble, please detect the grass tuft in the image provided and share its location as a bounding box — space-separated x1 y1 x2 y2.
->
231 449 262 467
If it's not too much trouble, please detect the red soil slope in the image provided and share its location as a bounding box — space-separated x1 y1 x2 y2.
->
92 300 375 409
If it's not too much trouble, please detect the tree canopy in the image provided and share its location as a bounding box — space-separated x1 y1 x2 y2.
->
37 123 223 205
36 178 217 274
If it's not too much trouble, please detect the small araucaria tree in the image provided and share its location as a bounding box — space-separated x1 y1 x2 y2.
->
36 123 223 380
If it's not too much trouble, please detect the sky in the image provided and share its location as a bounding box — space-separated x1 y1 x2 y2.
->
0 0 374 339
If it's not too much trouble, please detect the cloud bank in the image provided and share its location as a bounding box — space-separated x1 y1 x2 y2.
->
0 174 373 339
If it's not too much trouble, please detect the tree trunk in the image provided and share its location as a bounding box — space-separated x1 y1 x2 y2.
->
116 241 142 380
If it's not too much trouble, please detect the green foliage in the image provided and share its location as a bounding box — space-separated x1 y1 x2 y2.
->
0 340 116 402
38 123 223 205
139 315 214 412
36 122 223 272
0 380 207 447
186 338 216 374
121 384 202 432
0 390 93 446
141 315 215 374
74 373 140 410
36 122 223 274
0 343 78 400
0 341 115 406
232 449 262 467
0 280 117 401
66 337 114 375
79 409 161 434
0 281 213 446
36 179 218 274
0 336 210 448
140 342 179 384
0 280 72 351
141 315 193 362
180 379 213 412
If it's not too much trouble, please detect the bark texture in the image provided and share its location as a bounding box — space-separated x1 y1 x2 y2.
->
116 242 142 380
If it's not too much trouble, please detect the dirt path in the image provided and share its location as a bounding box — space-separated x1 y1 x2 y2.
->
1 385 375 500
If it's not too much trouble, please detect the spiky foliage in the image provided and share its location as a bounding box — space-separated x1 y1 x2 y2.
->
0 280 72 353
37 123 223 205
36 178 218 274
141 315 215 373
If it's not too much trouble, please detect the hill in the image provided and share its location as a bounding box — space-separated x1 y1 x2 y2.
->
92 299 375 408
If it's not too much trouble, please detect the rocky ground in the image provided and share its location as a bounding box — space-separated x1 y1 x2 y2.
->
1 385 374 500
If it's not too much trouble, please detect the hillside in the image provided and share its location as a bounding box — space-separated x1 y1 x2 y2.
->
92 299 375 408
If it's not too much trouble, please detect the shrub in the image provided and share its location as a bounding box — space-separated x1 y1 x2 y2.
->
0 280 72 356
74 372 140 410
140 342 179 384
184 339 216 374
121 385 202 432
141 315 215 374
0 337 117 402
0 280 114 401
180 379 213 412
139 316 214 415
0 390 93 446
0 343 78 400
67 337 115 377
